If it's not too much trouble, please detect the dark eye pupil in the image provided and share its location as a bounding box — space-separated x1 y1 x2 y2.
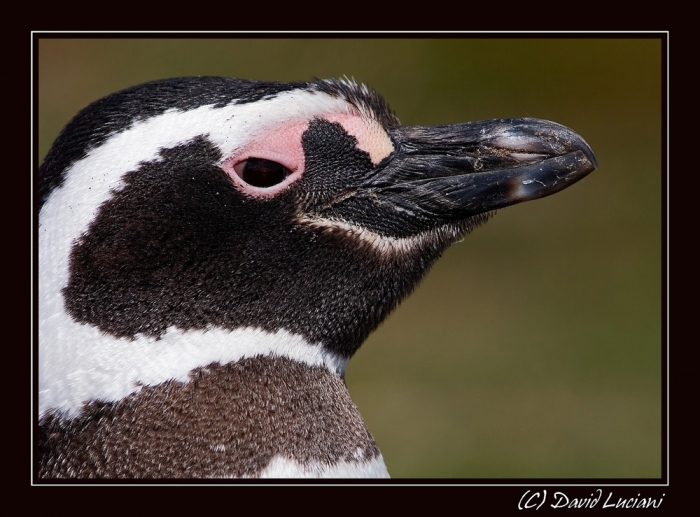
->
238 158 289 188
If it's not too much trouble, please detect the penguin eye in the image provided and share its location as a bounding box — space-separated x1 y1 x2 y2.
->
233 158 291 188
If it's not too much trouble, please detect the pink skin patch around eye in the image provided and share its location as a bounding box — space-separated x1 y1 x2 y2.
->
221 114 395 199
221 121 309 199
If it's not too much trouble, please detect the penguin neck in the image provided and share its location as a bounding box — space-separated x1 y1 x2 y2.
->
38 323 348 421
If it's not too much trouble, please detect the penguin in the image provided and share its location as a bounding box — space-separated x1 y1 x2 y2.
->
37 77 597 479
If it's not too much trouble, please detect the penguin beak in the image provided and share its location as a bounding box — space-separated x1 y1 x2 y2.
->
310 118 597 238
379 118 597 218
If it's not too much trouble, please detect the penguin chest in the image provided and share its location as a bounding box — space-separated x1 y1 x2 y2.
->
38 355 389 478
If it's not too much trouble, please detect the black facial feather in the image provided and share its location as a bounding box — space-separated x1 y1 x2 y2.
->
313 78 400 129
297 118 377 194
62 128 449 357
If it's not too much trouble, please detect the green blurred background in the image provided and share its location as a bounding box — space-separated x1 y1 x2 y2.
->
37 38 662 479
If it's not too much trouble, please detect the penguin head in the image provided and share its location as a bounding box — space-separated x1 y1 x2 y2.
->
39 77 596 417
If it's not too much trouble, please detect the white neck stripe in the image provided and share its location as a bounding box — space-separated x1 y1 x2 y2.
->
39 325 347 420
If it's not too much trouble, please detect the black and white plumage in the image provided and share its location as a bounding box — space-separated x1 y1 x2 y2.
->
38 77 597 478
